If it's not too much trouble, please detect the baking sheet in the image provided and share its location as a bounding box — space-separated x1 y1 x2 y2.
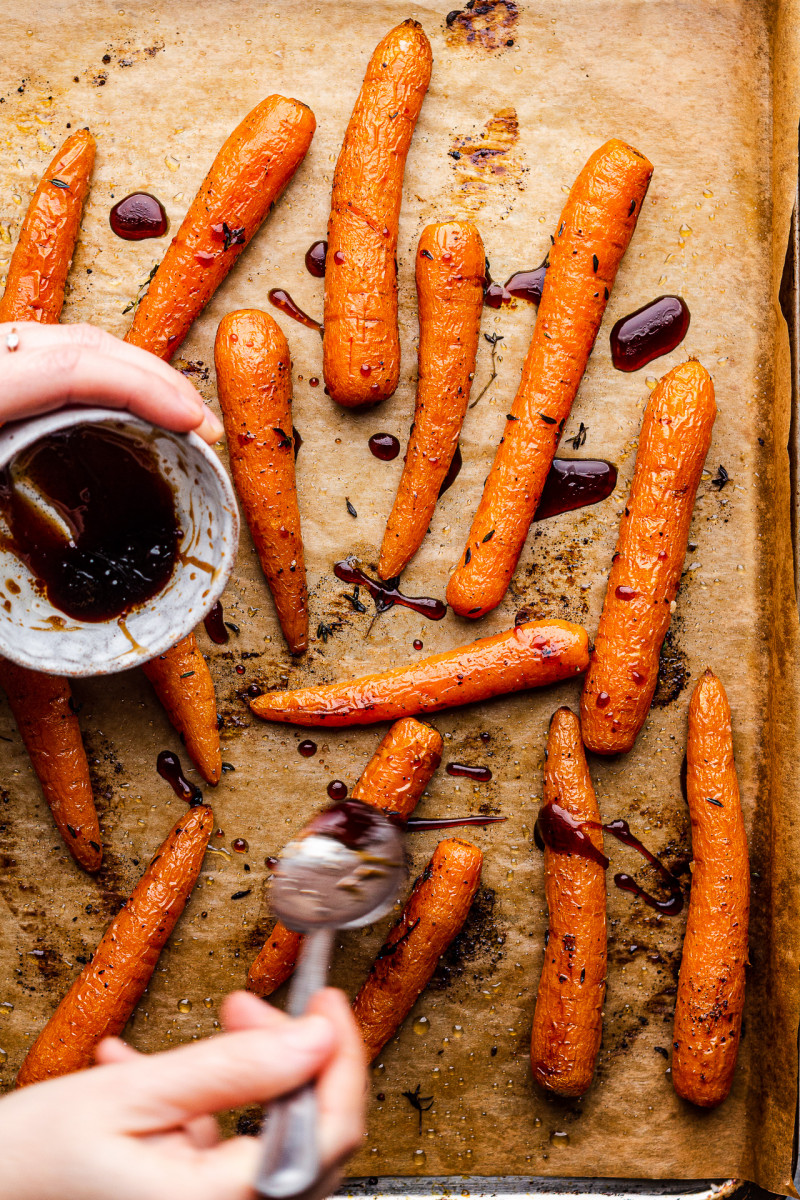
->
0 0 799 1191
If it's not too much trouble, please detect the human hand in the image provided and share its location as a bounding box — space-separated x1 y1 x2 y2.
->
0 321 223 443
0 988 365 1200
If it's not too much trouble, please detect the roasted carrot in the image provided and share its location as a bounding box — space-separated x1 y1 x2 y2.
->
0 131 100 874
215 310 307 655
353 838 482 1061
323 20 432 408
0 658 101 874
142 634 221 784
531 708 606 1096
248 716 443 997
125 95 315 361
580 360 716 754
0 129 95 324
672 671 748 1108
17 803 212 1086
250 618 589 727
378 221 485 579
446 139 653 619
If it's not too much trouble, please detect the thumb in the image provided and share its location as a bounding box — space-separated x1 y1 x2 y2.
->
90 1015 336 1133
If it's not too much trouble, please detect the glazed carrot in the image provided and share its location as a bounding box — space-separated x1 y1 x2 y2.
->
125 94 315 361
378 222 484 579
672 671 748 1108
142 634 221 784
0 658 101 874
580 360 716 754
17 803 213 1086
353 838 482 1060
250 618 589 727
248 716 443 997
447 139 653 619
214 310 307 654
0 129 95 324
531 708 606 1096
324 20 432 408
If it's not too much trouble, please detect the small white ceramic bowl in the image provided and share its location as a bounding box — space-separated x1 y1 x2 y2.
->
0 406 239 676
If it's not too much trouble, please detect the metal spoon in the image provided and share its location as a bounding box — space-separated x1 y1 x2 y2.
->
255 799 406 1200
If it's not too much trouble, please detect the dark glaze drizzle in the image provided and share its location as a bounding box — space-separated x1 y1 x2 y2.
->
327 779 348 800
298 739 317 757
307 799 382 850
267 288 322 333
610 295 690 372
333 556 447 621
368 433 401 461
157 750 203 806
446 762 493 782
0 425 179 622
438 444 463 497
534 458 617 521
305 240 328 277
109 191 168 240
484 259 548 308
534 803 684 915
203 600 229 645
405 814 507 831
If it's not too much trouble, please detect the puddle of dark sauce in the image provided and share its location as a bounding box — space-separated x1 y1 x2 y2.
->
368 433 401 461
446 762 493 782
534 802 683 915
307 799 382 850
157 750 203 806
534 458 617 521
405 814 507 831
333 556 447 621
203 600 229 645
438 444 463 497
0 426 179 622
109 191 168 240
305 240 328 278
268 288 322 333
484 259 547 309
610 295 690 372
292 427 302 460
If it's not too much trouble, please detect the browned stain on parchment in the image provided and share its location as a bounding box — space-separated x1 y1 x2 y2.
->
449 107 524 213
445 0 519 51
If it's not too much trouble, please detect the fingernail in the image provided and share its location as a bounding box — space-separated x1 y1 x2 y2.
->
282 1014 334 1056
196 411 224 443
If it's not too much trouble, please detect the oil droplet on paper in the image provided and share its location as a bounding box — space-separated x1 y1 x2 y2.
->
177 998 193 1013
413 1015 430 1035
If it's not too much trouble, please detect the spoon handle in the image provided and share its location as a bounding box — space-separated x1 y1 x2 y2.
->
255 927 335 1199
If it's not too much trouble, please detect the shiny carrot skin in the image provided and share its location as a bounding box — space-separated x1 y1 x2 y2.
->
0 658 101 874
672 671 748 1108
0 129 95 324
250 619 589 727
353 838 482 1061
125 95 315 360
248 716 443 997
531 708 606 1096
143 635 221 784
323 20 432 408
378 222 484 579
580 360 716 754
17 804 213 1086
447 139 653 619
215 310 307 654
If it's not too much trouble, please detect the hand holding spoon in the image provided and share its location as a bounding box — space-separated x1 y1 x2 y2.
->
255 799 406 1199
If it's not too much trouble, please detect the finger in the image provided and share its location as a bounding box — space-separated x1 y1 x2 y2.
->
91 1017 337 1133
0 321 206 410
94 1038 221 1149
0 343 212 433
309 989 367 1168
95 1037 141 1066
220 990 291 1033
